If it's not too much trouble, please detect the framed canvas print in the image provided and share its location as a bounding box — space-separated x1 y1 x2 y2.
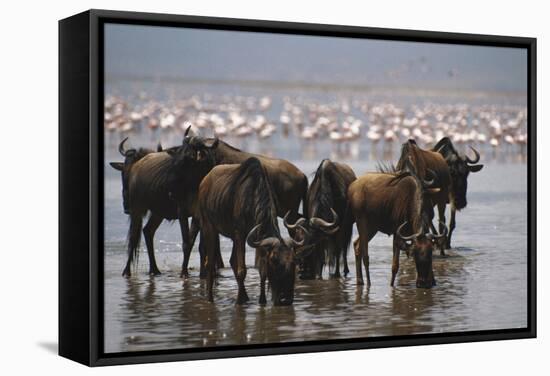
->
59 9 536 366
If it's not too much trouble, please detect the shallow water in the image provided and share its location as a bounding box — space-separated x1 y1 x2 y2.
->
104 155 527 353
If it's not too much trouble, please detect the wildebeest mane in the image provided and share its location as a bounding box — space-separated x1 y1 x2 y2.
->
226 157 280 240
376 162 415 187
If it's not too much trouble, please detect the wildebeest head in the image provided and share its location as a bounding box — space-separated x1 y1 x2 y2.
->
396 221 447 288
246 221 313 306
179 125 220 159
168 126 218 178
285 208 339 240
109 137 156 214
434 138 483 210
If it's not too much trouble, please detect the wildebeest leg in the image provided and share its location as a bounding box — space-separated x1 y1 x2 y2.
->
437 203 447 255
447 205 457 249
189 217 200 251
330 240 341 279
216 239 225 269
390 236 400 287
204 224 219 302
258 254 267 305
353 237 362 285
143 214 163 275
342 232 350 276
198 232 207 279
356 218 372 287
179 217 192 278
233 234 249 304
192 220 220 275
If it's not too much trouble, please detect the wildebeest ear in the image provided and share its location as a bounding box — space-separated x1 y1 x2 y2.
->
469 164 483 173
109 162 124 171
205 138 219 149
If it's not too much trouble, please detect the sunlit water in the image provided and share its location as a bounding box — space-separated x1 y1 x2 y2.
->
104 151 527 353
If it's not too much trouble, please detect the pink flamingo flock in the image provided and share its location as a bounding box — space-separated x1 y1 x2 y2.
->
104 92 528 160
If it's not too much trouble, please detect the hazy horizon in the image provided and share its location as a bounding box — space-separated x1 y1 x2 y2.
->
105 23 527 93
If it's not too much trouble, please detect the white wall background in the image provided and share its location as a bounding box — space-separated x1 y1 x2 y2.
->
0 0 546 374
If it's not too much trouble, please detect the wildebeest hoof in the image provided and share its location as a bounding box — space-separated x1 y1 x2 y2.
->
259 295 267 305
149 269 161 276
236 291 249 305
122 269 131 278
180 270 190 278
356 279 364 286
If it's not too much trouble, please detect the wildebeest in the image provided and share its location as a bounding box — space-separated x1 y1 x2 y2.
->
198 157 311 305
295 159 356 279
432 137 483 248
109 137 163 214
348 159 447 288
111 135 215 277
178 134 309 263
185 135 308 218
395 139 452 254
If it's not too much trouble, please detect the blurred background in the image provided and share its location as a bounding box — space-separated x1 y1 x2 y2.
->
104 24 528 164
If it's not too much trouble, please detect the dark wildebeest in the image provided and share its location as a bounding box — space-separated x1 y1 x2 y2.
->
182 134 309 257
348 159 447 288
113 136 216 277
109 137 163 214
395 139 452 254
198 157 311 306
432 137 483 249
292 159 356 279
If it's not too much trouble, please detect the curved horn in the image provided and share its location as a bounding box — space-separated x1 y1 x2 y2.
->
310 208 339 233
118 137 129 156
283 211 306 230
466 146 480 164
246 224 280 249
290 225 308 247
433 221 448 239
396 221 423 241
184 124 192 137
423 168 437 187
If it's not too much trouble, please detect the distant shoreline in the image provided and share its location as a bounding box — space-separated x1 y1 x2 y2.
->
105 74 526 99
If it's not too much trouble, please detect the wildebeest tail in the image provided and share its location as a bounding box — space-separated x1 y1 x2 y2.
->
126 213 143 270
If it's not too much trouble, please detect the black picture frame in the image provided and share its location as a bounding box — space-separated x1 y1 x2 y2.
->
59 9 537 367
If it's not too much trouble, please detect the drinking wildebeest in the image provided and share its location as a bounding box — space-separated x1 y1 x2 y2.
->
432 137 484 249
294 159 356 279
198 157 311 306
348 159 447 288
395 139 452 254
112 136 216 277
